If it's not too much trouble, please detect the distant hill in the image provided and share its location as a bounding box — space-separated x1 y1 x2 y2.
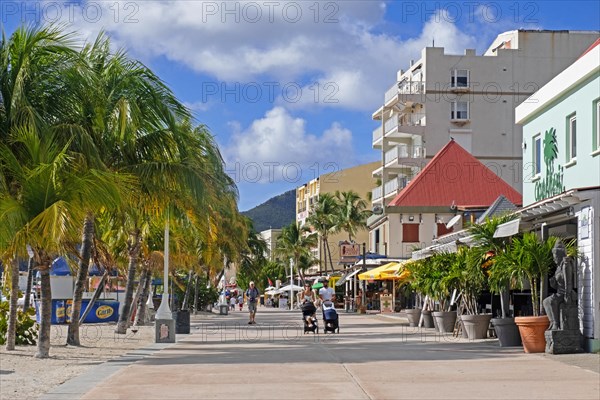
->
242 190 296 232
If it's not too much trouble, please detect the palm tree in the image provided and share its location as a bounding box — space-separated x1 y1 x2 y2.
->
334 190 371 241
306 193 337 274
275 223 317 285
0 127 123 358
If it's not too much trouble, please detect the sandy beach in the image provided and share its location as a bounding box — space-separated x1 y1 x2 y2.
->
0 323 156 400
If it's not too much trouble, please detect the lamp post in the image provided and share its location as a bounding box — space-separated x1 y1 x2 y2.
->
155 209 175 343
156 212 172 319
289 258 294 310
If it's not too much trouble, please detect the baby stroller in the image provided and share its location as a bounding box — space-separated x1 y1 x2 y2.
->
322 301 339 333
301 301 319 334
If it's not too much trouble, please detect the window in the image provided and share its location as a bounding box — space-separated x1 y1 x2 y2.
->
451 101 469 120
437 223 454 237
402 224 420 243
374 229 380 254
566 114 577 162
451 69 469 88
595 100 600 151
533 134 541 176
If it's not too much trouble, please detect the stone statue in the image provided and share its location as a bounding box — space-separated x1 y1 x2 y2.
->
543 240 576 330
542 240 583 354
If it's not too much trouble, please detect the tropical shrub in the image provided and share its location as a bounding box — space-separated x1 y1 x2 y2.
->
0 300 38 346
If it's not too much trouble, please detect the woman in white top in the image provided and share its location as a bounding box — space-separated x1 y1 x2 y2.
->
301 283 315 303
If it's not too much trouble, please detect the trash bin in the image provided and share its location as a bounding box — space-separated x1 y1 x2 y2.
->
219 304 228 315
172 310 190 334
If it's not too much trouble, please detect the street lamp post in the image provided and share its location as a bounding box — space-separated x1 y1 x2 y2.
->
155 210 175 343
289 258 294 311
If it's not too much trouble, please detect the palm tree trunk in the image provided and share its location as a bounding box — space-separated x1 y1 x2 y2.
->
68 212 94 346
116 229 141 334
193 274 199 314
35 265 52 358
5 260 19 350
181 270 193 310
23 257 35 311
128 270 145 323
325 238 335 274
134 268 152 326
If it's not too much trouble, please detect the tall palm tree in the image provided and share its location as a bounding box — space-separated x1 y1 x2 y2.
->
0 127 124 358
275 223 317 285
306 193 337 274
334 190 371 241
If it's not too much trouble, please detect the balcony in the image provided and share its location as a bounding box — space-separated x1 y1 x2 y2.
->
384 176 409 197
372 186 383 202
372 125 383 147
384 144 427 166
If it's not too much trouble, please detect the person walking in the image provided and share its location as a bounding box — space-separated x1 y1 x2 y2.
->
245 282 260 324
230 295 237 311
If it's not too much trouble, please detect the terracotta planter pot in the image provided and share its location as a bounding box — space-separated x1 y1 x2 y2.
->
405 308 422 327
432 311 457 333
515 316 549 353
492 318 522 347
461 314 492 339
422 310 434 328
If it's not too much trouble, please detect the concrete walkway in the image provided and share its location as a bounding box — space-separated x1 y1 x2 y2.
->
48 307 599 399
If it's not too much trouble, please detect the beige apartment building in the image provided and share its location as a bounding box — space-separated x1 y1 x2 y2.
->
368 29 599 259
259 228 282 261
371 29 600 207
296 161 379 272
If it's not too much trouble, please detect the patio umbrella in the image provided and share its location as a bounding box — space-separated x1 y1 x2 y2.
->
311 282 324 289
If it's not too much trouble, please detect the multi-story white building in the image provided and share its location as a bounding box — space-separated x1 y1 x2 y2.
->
259 229 282 261
371 30 600 207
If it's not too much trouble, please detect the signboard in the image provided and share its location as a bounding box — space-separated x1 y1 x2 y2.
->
339 242 361 263
380 294 393 313
535 128 565 201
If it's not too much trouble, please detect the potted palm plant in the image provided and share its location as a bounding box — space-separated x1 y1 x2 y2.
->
499 232 557 353
405 258 434 328
469 215 521 346
428 253 457 333
448 246 492 339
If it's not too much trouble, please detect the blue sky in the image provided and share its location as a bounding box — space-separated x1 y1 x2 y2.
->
2 1 599 211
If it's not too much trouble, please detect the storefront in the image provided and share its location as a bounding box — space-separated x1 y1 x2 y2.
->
515 40 600 351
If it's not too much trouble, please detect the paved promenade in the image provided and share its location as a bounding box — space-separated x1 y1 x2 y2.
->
45 307 599 400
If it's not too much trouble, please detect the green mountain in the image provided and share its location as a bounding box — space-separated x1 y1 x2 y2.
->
242 190 295 232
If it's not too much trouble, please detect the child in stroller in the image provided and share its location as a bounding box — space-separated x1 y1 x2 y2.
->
321 301 339 333
301 301 318 334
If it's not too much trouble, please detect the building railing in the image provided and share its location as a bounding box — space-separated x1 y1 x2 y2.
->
399 80 425 95
384 116 398 134
384 83 399 104
384 176 408 196
372 186 383 201
373 126 383 143
384 145 427 164
399 112 426 126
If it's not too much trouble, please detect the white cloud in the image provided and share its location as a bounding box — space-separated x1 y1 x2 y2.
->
55 1 479 111
223 107 355 183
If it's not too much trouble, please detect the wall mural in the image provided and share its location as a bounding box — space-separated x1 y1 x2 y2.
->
535 127 565 201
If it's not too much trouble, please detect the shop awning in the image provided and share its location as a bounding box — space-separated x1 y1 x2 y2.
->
358 262 401 280
493 218 521 238
335 268 362 287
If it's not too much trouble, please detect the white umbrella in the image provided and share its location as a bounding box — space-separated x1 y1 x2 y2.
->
265 289 279 296
265 286 276 291
277 284 303 293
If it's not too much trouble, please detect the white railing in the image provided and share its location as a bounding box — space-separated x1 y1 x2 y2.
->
384 176 408 196
372 186 383 201
384 83 399 104
384 116 398 134
399 112 426 127
372 126 383 143
398 80 425 95
384 145 426 164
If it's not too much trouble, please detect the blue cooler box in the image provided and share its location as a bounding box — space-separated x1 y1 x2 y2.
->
35 300 66 324
79 299 119 323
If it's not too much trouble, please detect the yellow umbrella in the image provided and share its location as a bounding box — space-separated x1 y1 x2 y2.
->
358 262 401 280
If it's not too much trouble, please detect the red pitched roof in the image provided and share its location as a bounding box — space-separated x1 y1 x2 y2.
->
388 140 522 208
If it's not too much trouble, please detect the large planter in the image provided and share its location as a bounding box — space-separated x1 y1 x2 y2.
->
515 316 549 353
461 314 492 339
432 311 457 333
422 310 435 328
405 308 422 327
492 318 522 347
459 318 468 338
